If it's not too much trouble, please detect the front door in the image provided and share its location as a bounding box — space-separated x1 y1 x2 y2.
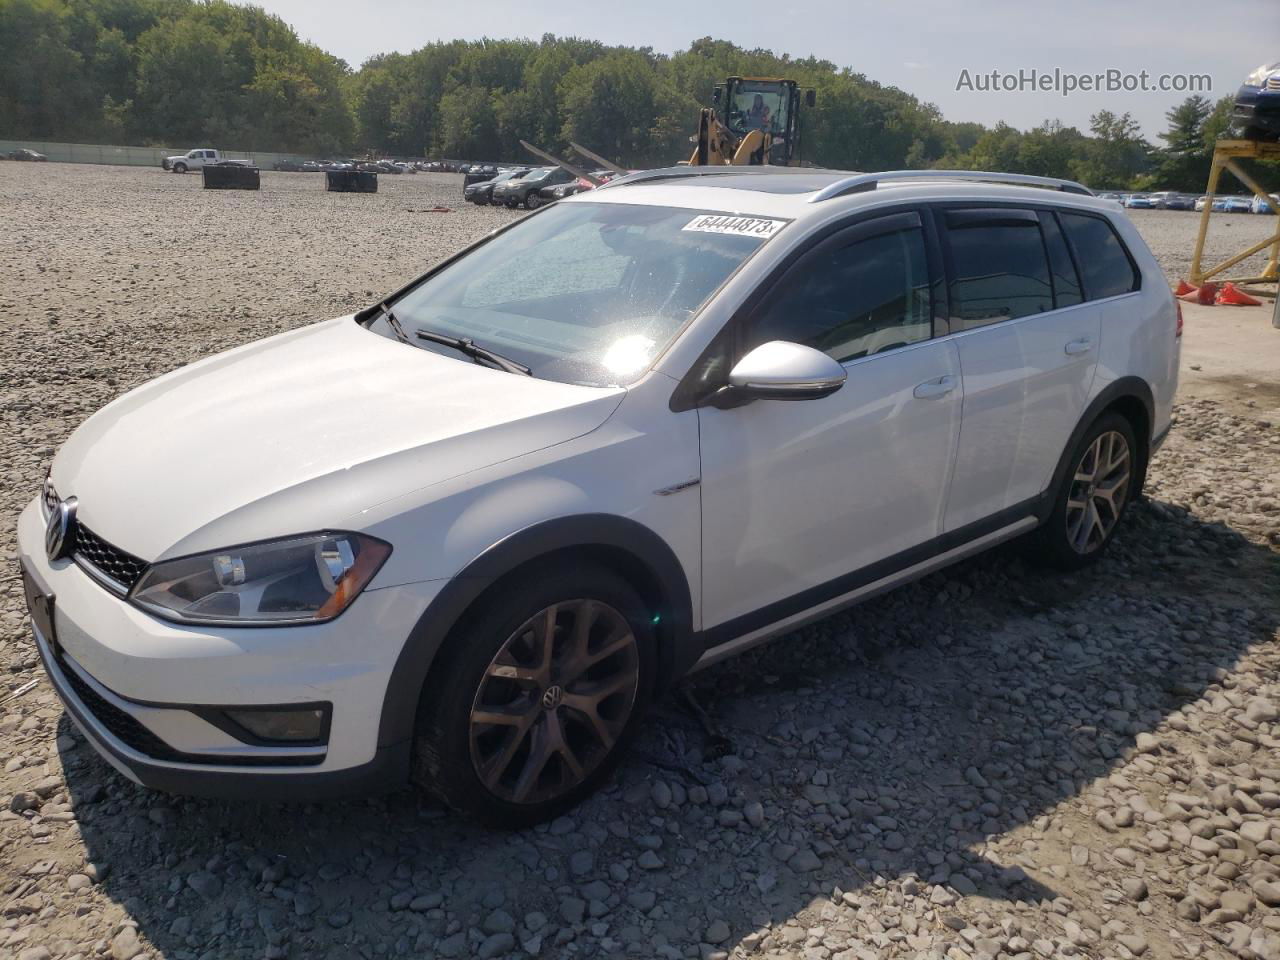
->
697 210 963 638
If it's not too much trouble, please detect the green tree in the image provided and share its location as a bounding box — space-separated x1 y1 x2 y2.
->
559 50 674 166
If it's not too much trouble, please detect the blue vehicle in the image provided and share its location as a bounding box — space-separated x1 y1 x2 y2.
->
1220 196 1253 214
1234 61 1280 141
1124 194 1155 209
1250 193 1279 214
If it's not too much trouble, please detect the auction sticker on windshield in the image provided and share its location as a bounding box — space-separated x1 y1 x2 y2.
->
682 214 787 238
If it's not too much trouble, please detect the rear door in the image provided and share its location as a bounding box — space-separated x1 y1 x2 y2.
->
939 205 1101 531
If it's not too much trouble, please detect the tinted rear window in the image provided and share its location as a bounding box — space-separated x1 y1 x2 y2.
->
1039 212 1083 308
1058 212 1139 300
944 213 1053 330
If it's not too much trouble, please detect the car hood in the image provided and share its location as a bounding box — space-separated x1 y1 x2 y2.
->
51 317 624 561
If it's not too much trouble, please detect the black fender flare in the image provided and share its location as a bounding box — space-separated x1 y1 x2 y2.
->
1037 376 1155 522
375 514 696 749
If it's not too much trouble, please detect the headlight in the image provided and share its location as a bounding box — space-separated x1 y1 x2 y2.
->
130 532 391 626
1246 64 1271 86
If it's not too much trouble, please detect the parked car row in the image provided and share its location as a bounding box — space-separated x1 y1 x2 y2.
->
1192 193 1278 214
464 165 623 209
274 159 420 174
1092 190 1274 214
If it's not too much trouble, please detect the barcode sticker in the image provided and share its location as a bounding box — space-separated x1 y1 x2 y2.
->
682 215 787 238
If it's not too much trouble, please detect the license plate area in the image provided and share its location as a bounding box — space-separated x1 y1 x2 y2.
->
19 559 58 652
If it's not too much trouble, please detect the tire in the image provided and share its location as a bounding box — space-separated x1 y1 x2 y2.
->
524 193 542 210
1032 411 1138 570
413 564 655 827
173 162 187 174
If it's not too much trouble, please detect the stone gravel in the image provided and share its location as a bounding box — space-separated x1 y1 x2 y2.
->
1 162 1278 960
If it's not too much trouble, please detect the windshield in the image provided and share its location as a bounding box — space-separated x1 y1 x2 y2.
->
726 81 790 137
369 201 786 386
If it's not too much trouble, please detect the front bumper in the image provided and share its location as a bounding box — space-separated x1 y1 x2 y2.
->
16 498 441 798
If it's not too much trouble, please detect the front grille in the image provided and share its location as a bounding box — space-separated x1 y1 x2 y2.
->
1267 76 1280 91
73 525 148 592
54 650 321 767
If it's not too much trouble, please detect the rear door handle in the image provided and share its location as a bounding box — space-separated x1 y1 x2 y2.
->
913 375 957 400
1064 338 1094 356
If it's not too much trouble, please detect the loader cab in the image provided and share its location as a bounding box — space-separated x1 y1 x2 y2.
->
713 77 813 164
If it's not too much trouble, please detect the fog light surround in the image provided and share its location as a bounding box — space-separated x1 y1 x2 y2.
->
217 704 331 745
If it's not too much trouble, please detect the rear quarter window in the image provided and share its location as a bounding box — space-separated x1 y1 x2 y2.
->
1058 212 1140 300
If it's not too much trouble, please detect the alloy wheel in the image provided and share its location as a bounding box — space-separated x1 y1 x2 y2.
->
1066 429 1131 554
469 599 639 804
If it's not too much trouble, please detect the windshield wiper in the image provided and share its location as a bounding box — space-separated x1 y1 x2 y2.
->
378 302 410 344
414 328 532 376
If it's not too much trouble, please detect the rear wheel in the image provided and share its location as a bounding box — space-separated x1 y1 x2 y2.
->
413 565 654 826
1032 412 1137 569
524 193 542 210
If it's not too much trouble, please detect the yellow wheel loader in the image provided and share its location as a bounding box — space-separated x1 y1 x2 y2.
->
689 76 815 166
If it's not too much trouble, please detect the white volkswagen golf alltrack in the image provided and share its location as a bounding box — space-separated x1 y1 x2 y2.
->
19 167 1179 825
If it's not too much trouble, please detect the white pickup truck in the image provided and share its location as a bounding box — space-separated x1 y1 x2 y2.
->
162 148 221 173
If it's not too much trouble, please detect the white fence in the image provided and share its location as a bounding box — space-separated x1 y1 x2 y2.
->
0 139 305 168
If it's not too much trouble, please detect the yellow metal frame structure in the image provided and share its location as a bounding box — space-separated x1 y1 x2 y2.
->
1189 139 1280 286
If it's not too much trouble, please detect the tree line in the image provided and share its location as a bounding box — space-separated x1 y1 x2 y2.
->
1 0 1270 191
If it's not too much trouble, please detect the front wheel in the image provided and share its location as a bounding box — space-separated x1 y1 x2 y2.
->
413 565 654 827
1032 412 1137 569
173 162 187 174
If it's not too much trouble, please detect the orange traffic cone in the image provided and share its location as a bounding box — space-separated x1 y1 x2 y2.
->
1179 282 1217 305
1175 280 1196 297
1215 282 1262 306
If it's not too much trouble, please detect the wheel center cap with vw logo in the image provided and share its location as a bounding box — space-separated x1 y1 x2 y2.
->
541 685 564 710
45 496 78 563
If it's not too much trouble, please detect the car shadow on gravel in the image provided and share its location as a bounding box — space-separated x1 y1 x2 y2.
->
57 496 1278 960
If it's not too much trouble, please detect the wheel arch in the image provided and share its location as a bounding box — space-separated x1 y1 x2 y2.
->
1040 376 1155 522
375 514 696 750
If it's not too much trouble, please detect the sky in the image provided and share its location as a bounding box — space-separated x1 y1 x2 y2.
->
256 0 1278 139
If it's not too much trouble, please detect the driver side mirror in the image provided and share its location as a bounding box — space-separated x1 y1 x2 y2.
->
720 341 846 403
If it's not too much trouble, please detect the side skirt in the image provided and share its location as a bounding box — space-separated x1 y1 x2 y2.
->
691 512 1039 671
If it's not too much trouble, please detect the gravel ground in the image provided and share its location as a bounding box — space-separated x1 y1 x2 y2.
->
1 163 1278 960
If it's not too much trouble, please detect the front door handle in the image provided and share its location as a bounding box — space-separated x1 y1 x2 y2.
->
913 375 957 400
1064 337 1094 356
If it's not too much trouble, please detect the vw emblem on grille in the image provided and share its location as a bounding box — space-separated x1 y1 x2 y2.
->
45 496 78 563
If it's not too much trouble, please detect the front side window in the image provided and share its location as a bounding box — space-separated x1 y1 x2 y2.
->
747 219 933 363
1058 212 1139 300
370 202 785 386
944 210 1053 330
